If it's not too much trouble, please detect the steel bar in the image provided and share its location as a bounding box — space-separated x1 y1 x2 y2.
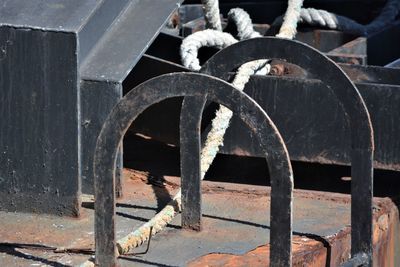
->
180 96 206 231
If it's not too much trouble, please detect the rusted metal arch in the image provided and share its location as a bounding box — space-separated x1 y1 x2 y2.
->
93 73 294 267
186 36 374 266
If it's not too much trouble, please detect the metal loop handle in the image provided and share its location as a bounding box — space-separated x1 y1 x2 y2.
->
93 72 293 266
192 37 374 266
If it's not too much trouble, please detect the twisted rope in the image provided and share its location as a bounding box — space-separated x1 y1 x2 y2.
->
116 197 181 254
276 0 304 39
180 29 238 71
199 59 270 179
180 8 263 71
228 8 262 39
201 0 222 31
273 0 400 36
273 8 366 35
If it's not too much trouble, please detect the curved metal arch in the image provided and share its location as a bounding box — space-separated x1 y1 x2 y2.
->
93 73 294 267
193 37 374 265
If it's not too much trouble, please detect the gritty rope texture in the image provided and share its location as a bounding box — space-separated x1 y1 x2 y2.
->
199 60 270 179
301 8 365 34
272 8 365 34
201 0 222 31
180 29 238 71
276 0 304 39
228 8 262 39
198 1 306 181
116 197 181 254
273 0 400 36
180 8 264 71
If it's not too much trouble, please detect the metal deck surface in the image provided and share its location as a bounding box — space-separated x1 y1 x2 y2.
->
0 168 398 266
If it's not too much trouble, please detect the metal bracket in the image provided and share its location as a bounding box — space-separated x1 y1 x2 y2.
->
93 72 293 266
188 37 374 266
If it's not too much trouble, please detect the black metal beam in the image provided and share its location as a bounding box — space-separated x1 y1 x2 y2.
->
80 0 182 195
0 27 80 215
180 96 205 231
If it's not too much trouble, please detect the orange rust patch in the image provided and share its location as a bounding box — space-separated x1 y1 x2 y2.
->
188 198 399 267
188 236 326 267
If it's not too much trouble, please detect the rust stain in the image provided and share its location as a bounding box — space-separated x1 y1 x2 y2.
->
188 236 327 267
188 198 399 267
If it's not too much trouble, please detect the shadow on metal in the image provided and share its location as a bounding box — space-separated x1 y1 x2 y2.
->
93 73 294 266
184 37 374 266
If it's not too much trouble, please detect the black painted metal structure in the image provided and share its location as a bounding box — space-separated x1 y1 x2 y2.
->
0 0 396 265
131 3 400 172
185 37 374 265
0 0 182 215
93 73 294 266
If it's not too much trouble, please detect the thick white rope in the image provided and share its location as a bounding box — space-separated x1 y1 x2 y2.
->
199 60 270 179
276 0 304 39
180 29 238 71
198 1 302 186
273 8 367 35
180 8 263 72
228 8 262 39
273 0 400 36
201 0 223 31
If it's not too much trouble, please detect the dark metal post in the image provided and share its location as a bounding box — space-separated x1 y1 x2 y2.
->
180 96 206 231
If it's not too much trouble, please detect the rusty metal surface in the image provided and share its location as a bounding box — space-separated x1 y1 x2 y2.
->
0 169 398 266
189 197 399 267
